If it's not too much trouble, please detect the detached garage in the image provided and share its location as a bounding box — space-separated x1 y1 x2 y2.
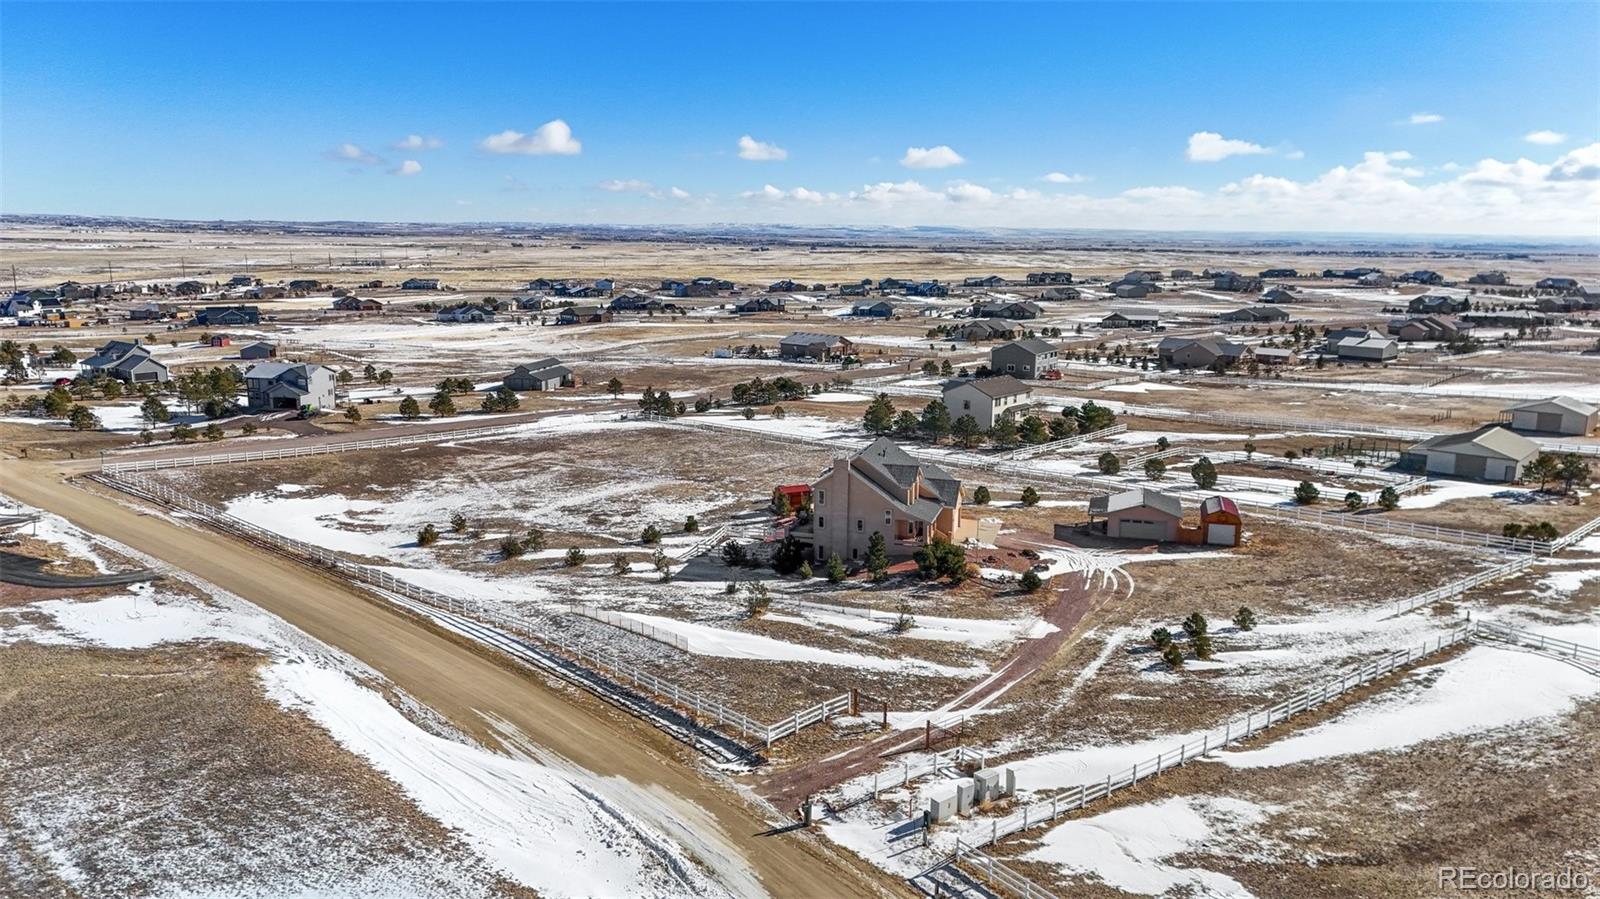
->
1089 489 1184 542
1401 425 1539 483
1199 496 1243 547
1504 396 1598 437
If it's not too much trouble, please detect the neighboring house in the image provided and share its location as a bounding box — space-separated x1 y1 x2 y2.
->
401 278 441 290
1399 271 1444 285
950 319 1021 342
1040 286 1081 301
942 376 1033 430
173 280 207 296
1026 272 1073 285
1400 425 1539 482
839 283 870 297
243 362 338 413
1325 327 1384 343
787 437 982 563
1390 316 1471 342
1260 288 1298 304
1212 271 1262 292
1122 270 1161 283
851 300 898 318
248 285 288 300
332 296 384 312
1087 488 1184 542
1113 283 1154 299
1253 347 1297 366
1468 271 1509 286
127 302 174 321
734 296 787 314
503 358 575 391
1220 306 1290 323
594 279 616 292
195 305 261 326
990 338 1060 379
1536 277 1579 291
1504 396 1599 436
768 279 804 293
239 342 278 360
878 277 915 292
1323 267 1381 279
1 296 42 318
289 279 322 291
1357 272 1394 288
1170 269 1195 279
779 331 854 361
1409 294 1468 314
227 274 255 288
906 280 949 297
1259 268 1298 279
435 304 496 323
555 305 613 325
609 294 665 313
972 300 1041 320
82 340 169 384
1157 336 1248 369
1331 335 1399 362
963 275 1005 288
1099 310 1161 329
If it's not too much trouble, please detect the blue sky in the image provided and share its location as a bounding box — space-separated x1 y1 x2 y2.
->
4 1 1598 236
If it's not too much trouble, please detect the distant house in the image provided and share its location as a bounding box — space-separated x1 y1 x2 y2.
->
248 285 288 300
227 274 255 288
1260 288 1298 304
1399 271 1443 285
1212 272 1262 293
239 341 278 361
768 279 804 293
1087 488 1184 542
208 334 232 348
906 280 948 297
787 437 983 564
173 280 207 296
1467 271 1509 286
950 319 1021 342
127 302 174 322
972 300 1041 320
244 362 337 413
851 300 898 318
1357 272 1394 289
1122 270 1161 283
1099 310 1160 329
1253 347 1297 366
779 332 853 361
1040 286 1081 301
963 275 1006 288
1323 267 1381 280
555 305 612 325
289 279 322 291
1170 269 1195 279
1390 316 1470 342
1157 336 1248 369
1259 268 1298 279
1331 335 1399 362
942 375 1033 430
195 305 261 326
839 283 870 297
1400 425 1539 483
1504 396 1598 436
878 277 915 292
609 294 664 313
1113 283 1154 299
503 358 575 391
83 340 169 384
332 296 384 312
528 278 566 293
563 285 604 299
401 278 440 291
1536 277 1579 291
990 338 1059 379
594 279 616 292
1220 306 1289 323
1026 272 1073 285
734 296 786 314
435 304 495 324
1408 294 1468 315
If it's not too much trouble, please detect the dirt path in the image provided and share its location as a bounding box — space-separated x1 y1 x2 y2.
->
2 465 902 899
752 567 1100 811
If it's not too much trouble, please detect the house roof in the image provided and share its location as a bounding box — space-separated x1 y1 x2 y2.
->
945 375 1032 400
1105 309 1159 321
1000 338 1057 355
1409 425 1539 461
781 331 848 347
1507 396 1599 416
1200 495 1239 518
1089 488 1183 519
850 437 962 515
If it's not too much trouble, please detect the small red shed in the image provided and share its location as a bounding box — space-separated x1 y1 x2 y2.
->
772 484 812 513
1199 495 1242 546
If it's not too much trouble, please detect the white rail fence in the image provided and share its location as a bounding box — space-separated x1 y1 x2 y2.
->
565 605 689 651
98 473 850 752
950 840 1061 899
1387 556 1536 617
829 746 990 811
1533 440 1600 458
1125 445 1185 466
100 422 526 474
1473 620 1600 674
1002 424 1127 460
960 624 1475 851
1553 514 1600 551
673 524 731 560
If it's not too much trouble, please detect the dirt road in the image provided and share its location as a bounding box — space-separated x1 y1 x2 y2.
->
753 569 1099 809
3 464 900 899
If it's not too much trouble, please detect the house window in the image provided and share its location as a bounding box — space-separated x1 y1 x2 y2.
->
1006 364 1015 372
817 516 825 528
963 400 970 410
884 511 892 526
816 490 825 506
856 519 863 532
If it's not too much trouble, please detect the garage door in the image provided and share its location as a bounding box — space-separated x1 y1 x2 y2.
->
1453 454 1488 481
1536 412 1563 433
1117 520 1169 542
1205 524 1237 546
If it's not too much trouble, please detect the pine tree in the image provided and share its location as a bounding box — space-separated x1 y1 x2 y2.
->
1191 456 1218 489
564 547 587 567
345 405 362 423
399 396 422 419
606 377 624 397
428 391 457 417
1150 626 1173 649
1345 491 1365 511
826 554 847 583
1019 569 1043 593
1020 486 1040 507
951 414 983 448
1098 452 1121 475
1232 606 1257 631
417 523 439 546
920 400 952 443
972 486 991 505
1293 481 1320 505
450 512 468 533
863 394 896 434
1182 611 1208 638
1377 486 1399 511
865 532 890 581
641 524 663 544
1161 643 1185 669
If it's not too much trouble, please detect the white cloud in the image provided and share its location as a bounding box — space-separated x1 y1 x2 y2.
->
945 181 995 203
741 184 836 203
1408 113 1444 125
394 134 442 151
598 179 652 192
391 160 422 176
668 186 691 200
329 142 382 166
1549 142 1599 181
479 119 582 156
1122 185 1206 202
1524 130 1568 145
900 146 965 169
1185 132 1271 162
1042 172 1090 184
1284 150 1306 160
789 187 827 203
737 135 788 161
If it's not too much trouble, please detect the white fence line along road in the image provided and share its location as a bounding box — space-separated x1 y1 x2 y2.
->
95 473 855 753
566 605 690 651
957 623 1475 852
1472 620 1600 676
827 746 990 812
100 422 530 474
950 840 1062 899
1386 556 1536 618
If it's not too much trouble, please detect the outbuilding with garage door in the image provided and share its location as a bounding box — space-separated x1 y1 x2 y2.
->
1088 488 1184 542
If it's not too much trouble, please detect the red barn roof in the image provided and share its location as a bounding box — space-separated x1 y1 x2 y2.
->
1200 495 1239 518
